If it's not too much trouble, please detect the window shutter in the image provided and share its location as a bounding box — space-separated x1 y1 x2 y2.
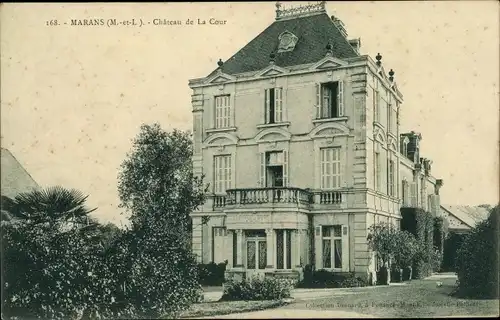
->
410 182 417 207
215 97 220 128
264 89 270 124
315 83 321 119
338 81 344 117
315 226 322 269
282 150 288 187
341 225 349 272
260 152 266 187
275 87 283 122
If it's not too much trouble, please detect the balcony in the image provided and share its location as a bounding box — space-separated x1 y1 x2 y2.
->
209 187 345 211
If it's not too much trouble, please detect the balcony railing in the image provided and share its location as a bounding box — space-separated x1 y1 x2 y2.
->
209 187 344 209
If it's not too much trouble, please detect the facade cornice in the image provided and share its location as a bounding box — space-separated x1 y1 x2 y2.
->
188 58 370 89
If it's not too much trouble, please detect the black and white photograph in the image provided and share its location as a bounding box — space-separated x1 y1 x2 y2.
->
1 1 499 319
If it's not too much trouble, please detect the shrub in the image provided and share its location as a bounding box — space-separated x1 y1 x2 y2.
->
400 208 434 279
297 270 367 288
198 261 227 286
455 206 499 299
221 277 293 301
431 246 443 272
442 232 466 272
392 230 419 270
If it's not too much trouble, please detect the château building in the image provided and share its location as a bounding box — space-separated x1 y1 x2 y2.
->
188 2 443 283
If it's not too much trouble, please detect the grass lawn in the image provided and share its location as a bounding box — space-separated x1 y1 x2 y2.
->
178 300 288 319
282 276 499 318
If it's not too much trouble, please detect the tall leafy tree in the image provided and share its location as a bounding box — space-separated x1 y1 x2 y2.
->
116 123 207 318
118 123 207 242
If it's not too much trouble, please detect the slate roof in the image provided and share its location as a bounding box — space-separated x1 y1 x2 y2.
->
212 12 359 76
1 148 39 199
441 205 490 229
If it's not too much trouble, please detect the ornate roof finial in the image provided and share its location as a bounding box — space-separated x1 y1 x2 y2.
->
217 59 223 67
375 53 382 67
388 69 395 82
269 52 276 64
325 42 333 56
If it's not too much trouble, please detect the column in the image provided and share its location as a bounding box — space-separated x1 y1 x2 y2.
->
294 230 302 268
265 228 274 269
235 229 244 268
226 230 233 269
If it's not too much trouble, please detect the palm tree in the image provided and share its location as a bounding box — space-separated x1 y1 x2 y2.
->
1 186 97 229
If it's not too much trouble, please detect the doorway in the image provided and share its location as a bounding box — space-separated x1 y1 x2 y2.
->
246 231 267 280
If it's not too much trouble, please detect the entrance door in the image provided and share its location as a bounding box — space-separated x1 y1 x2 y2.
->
246 236 267 280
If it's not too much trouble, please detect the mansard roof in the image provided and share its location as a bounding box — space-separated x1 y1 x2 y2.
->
210 13 359 76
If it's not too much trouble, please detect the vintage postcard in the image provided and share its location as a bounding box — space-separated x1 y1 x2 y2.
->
1 2 499 319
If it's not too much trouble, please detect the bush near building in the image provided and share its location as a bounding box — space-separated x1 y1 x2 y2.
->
455 205 499 299
198 261 227 286
400 207 437 279
297 269 368 288
220 277 293 301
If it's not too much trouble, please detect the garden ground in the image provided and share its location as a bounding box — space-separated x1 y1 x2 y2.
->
190 273 499 319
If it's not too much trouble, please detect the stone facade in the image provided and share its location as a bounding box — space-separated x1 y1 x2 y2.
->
189 4 443 283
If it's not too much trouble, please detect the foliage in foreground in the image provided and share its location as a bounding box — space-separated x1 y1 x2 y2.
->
455 205 499 299
2 124 209 319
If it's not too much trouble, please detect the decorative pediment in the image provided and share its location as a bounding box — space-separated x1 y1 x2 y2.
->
206 71 236 84
311 56 348 71
255 128 291 143
309 122 350 138
256 65 287 78
204 132 238 146
373 126 387 144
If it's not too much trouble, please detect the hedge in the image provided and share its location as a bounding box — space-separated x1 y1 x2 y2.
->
400 207 435 279
297 268 368 288
455 206 499 298
442 232 466 272
221 277 293 301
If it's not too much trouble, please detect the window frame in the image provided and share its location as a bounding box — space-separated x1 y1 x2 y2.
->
320 147 341 189
265 87 283 124
321 225 343 271
214 94 231 129
316 81 344 120
213 154 232 194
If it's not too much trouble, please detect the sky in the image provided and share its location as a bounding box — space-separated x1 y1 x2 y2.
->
1 2 499 225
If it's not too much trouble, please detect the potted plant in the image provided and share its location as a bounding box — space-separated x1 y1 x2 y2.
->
367 222 397 285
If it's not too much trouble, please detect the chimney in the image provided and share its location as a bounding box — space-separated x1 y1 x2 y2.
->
348 38 361 54
402 131 422 164
331 15 348 38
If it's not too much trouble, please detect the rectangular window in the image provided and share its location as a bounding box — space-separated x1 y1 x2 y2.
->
263 151 288 187
265 87 283 124
316 81 344 119
320 148 341 189
276 229 292 270
373 82 380 122
388 160 395 196
321 225 343 269
214 95 231 128
374 151 381 191
214 155 232 194
387 105 392 133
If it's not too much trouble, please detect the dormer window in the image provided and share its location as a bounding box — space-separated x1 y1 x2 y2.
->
277 31 298 53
